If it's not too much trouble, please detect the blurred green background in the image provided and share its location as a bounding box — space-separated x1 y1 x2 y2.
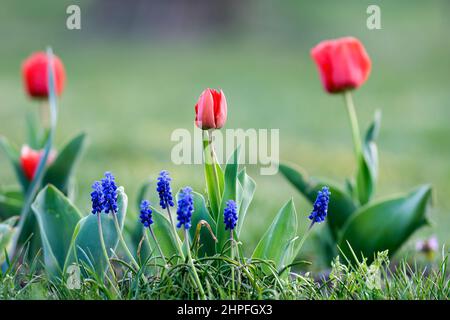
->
1 0 449 266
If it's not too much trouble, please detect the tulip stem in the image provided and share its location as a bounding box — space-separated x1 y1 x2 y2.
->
344 91 362 160
207 130 221 205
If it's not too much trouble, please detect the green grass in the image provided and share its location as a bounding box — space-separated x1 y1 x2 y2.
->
1 247 448 300
0 0 449 272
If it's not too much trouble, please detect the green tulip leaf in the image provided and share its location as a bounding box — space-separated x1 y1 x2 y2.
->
7 49 60 262
71 186 128 276
355 110 381 205
252 199 298 271
0 217 18 264
203 136 224 218
236 168 256 237
43 133 87 195
145 206 184 261
338 185 432 264
189 191 216 257
32 185 83 278
215 146 240 254
0 189 23 220
279 162 357 240
278 236 300 276
124 180 152 257
0 137 29 192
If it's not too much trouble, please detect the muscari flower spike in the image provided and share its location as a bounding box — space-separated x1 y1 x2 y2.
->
176 187 194 230
139 200 153 228
101 171 118 214
157 170 174 209
224 200 238 231
91 181 103 214
309 186 330 224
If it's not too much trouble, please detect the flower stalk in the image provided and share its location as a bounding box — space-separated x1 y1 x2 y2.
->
112 212 140 270
280 186 330 277
207 130 221 206
344 91 362 160
147 227 167 266
230 230 236 299
156 171 185 260
97 212 120 296
176 186 206 299
97 213 114 276
139 199 168 267
167 205 186 260
223 200 238 298
184 228 206 300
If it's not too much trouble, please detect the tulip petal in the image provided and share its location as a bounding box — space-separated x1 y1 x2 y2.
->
311 37 371 94
22 51 66 98
214 89 227 129
20 145 42 180
195 89 216 129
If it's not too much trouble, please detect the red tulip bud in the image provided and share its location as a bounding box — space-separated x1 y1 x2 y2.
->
195 88 227 130
22 51 66 99
311 37 371 94
20 145 56 181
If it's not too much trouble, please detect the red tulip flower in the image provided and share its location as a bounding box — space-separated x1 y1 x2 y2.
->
22 51 66 99
195 88 227 130
20 145 56 181
311 37 371 94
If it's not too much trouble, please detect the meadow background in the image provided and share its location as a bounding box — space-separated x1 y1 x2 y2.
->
0 0 449 267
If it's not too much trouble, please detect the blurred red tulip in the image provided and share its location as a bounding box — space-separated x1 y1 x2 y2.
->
311 37 371 94
20 145 56 181
195 88 227 130
22 51 66 98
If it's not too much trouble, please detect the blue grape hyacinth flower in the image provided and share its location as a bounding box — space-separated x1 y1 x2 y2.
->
91 181 104 214
157 170 174 209
101 171 118 214
176 187 194 229
308 186 330 224
139 200 153 228
224 200 238 231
